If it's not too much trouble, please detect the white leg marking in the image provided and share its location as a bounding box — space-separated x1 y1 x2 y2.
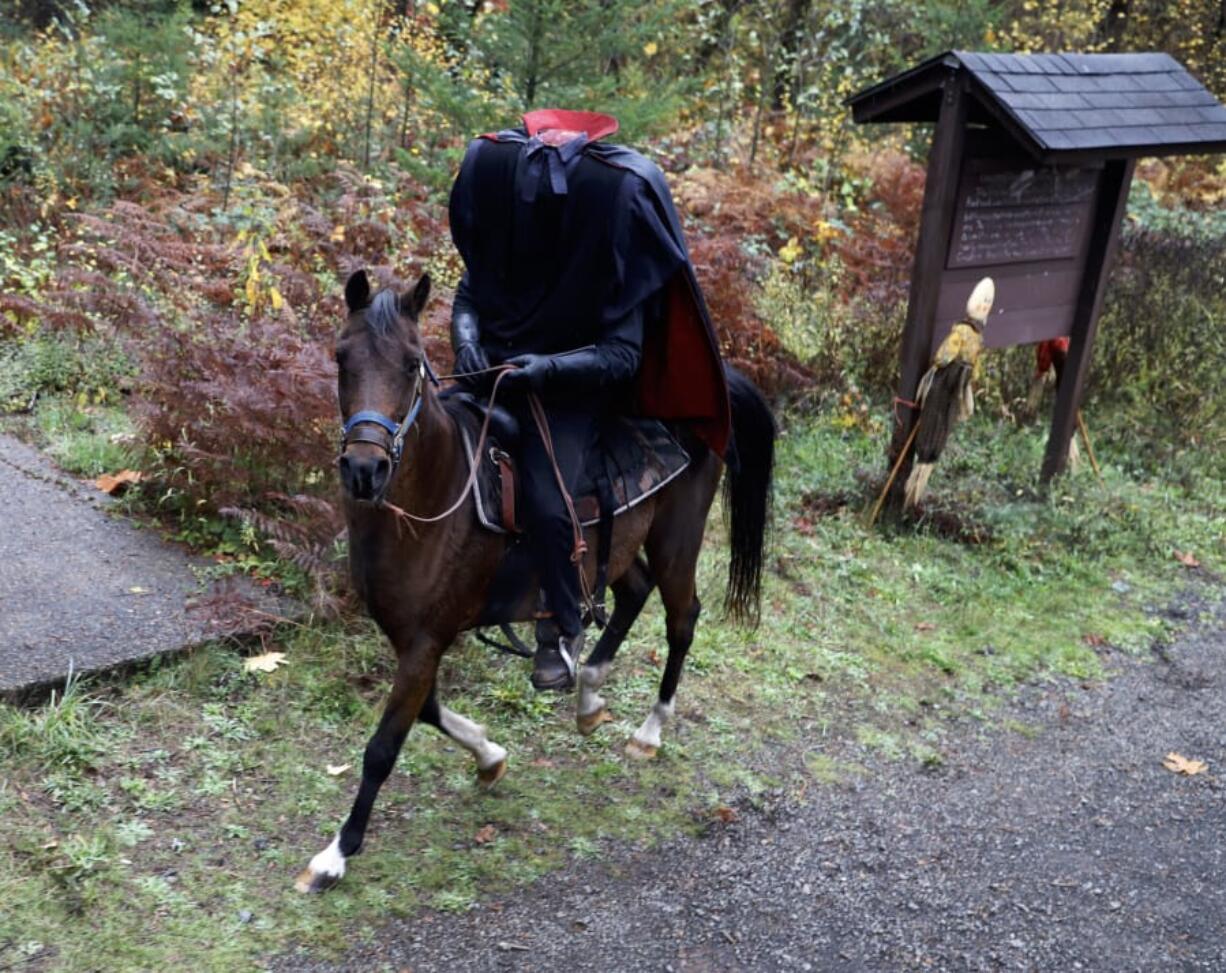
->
296 835 345 892
577 661 611 717
439 705 506 772
632 699 675 751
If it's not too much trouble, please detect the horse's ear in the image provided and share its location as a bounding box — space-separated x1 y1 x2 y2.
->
345 269 371 312
401 273 431 319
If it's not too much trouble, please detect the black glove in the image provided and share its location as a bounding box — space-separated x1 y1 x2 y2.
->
450 274 490 388
453 340 489 379
499 353 554 392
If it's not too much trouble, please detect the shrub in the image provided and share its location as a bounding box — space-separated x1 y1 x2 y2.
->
0 333 134 412
1086 198 1226 473
758 256 900 398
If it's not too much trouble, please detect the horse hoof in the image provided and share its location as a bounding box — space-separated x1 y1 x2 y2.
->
625 738 658 761
295 866 342 894
477 758 507 789
576 707 614 736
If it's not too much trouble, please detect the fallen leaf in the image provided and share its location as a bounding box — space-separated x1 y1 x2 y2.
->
330 225 346 243
647 648 662 667
1174 550 1201 569
914 622 936 632
326 764 351 776
474 824 497 845
530 758 555 768
128 586 150 595
1163 752 1208 775
244 651 287 673
713 805 738 823
96 469 143 496
1083 633 1107 647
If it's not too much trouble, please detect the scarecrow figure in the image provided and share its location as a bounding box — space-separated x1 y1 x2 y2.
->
903 276 994 509
1027 336 1085 472
1027 336 1069 413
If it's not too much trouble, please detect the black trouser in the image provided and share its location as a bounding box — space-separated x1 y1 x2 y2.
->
512 404 598 639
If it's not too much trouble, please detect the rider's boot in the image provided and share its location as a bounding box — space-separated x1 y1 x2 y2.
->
531 627 581 692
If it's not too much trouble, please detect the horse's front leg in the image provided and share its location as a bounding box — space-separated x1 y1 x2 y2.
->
296 634 442 893
419 684 508 787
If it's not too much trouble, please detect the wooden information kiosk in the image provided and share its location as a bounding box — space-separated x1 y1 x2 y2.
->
849 51 1226 483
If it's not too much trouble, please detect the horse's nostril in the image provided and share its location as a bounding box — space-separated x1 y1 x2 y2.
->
339 452 389 500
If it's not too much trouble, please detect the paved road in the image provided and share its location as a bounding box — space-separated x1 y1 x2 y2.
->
0 433 279 698
280 597 1225 972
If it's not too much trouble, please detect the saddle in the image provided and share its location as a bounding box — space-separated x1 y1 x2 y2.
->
446 391 691 535
444 391 691 627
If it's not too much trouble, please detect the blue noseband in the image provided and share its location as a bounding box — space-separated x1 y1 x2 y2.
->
339 362 429 469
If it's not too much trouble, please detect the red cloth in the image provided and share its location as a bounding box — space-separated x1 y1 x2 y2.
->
523 109 618 142
637 276 731 457
1035 337 1070 378
483 110 620 144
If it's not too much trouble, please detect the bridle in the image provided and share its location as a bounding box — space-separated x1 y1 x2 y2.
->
338 359 437 477
336 357 588 621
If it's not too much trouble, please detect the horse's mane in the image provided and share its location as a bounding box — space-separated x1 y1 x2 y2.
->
366 288 401 337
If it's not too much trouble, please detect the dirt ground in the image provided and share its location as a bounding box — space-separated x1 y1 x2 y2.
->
277 596 1224 973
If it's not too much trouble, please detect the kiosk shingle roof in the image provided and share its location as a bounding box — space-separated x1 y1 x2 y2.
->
849 51 1226 160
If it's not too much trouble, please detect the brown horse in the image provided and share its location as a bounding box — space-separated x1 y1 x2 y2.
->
296 270 775 893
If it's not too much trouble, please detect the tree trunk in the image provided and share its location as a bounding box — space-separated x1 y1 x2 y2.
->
749 40 776 166
362 8 381 170
772 0 809 110
1103 0 1131 51
222 71 240 211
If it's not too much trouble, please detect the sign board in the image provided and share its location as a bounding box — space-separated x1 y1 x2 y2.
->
931 158 1102 353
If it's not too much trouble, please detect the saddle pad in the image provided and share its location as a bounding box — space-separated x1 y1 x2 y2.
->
460 415 691 535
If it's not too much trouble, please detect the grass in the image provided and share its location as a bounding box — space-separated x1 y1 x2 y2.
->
1 403 1223 971
33 399 140 477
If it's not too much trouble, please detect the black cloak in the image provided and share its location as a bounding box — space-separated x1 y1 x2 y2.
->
448 109 731 457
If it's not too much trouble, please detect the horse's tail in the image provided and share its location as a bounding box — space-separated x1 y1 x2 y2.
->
722 365 775 627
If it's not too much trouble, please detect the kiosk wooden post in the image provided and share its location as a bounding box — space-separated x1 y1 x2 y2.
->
1042 158 1135 481
891 70 967 470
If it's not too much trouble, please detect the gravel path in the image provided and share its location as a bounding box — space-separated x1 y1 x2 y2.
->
0 433 282 698
279 598 1225 972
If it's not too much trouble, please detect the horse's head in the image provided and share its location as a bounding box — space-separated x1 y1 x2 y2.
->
335 269 432 502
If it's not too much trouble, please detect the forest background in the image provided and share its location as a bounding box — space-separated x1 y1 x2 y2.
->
1 0 1224 595
3 3 1226 967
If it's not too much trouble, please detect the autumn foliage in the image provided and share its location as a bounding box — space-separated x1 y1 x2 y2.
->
3 0 1226 599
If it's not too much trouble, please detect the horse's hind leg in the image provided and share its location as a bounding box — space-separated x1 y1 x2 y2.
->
419 684 508 787
625 590 699 760
626 477 714 760
576 557 654 736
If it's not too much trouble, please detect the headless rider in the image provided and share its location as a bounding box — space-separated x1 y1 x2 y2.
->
448 109 731 692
